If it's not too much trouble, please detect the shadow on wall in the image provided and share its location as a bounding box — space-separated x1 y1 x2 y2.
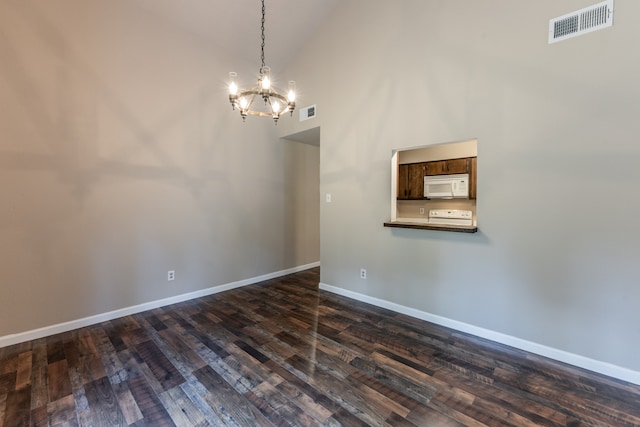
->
0 0 233 201
0 0 292 334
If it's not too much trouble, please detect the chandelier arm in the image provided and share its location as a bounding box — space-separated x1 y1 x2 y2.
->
238 88 286 102
246 111 279 118
238 89 261 97
238 91 258 115
267 93 288 103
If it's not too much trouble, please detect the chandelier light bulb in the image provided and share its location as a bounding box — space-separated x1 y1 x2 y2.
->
272 100 281 113
287 81 296 102
228 72 238 95
239 97 249 109
261 66 271 91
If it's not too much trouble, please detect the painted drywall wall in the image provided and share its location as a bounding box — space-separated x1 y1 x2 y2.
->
278 0 640 374
0 1 318 337
398 139 477 164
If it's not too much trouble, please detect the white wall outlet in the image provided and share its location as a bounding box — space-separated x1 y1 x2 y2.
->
419 208 425 215
360 268 367 279
325 193 332 203
167 270 175 281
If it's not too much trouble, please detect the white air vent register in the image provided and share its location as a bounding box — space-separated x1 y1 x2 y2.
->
549 0 614 44
299 104 316 122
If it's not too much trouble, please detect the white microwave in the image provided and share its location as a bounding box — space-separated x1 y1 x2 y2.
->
424 174 469 199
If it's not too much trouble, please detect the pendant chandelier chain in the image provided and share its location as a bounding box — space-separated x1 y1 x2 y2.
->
260 0 266 73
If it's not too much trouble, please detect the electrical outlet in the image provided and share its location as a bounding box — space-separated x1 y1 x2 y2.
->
325 193 332 203
167 270 175 281
360 268 367 279
419 208 425 215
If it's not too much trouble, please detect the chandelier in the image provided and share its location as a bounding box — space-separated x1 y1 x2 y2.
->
227 0 296 124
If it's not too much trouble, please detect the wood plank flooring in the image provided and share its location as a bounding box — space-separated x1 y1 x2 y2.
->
1 267 639 426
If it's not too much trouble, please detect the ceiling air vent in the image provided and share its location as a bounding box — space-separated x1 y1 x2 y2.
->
549 0 614 44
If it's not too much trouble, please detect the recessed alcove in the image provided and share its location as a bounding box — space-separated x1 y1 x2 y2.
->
386 138 478 232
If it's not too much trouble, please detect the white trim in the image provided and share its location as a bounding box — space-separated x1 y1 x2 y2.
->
0 262 320 349
319 282 640 386
390 150 398 221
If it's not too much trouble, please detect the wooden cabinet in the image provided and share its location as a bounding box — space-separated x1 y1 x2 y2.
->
407 163 425 199
425 158 471 175
397 163 426 199
469 157 477 200
398 156 477 200
398 164 409 199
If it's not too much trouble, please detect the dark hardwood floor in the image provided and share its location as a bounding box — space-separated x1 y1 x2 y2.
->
1 267 639 426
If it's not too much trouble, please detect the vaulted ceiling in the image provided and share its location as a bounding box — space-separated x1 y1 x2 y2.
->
134 0 341 68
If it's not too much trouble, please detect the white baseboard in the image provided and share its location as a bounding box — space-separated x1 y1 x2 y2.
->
0 262 320 349
319 282 640 386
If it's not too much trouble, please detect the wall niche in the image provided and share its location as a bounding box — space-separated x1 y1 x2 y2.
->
387 138 478 232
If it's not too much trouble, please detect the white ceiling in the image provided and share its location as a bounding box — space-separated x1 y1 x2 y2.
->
133 0 341 69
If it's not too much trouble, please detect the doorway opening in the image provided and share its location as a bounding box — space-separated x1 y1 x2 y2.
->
281 126 320 266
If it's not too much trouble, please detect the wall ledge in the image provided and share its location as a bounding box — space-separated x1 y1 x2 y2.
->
0 261 320 349
319 282 640 386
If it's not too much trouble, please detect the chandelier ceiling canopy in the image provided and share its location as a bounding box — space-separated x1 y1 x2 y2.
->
227 0 296 124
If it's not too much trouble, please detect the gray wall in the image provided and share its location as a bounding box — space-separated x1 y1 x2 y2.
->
278 0 640 374
0 1 319 337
